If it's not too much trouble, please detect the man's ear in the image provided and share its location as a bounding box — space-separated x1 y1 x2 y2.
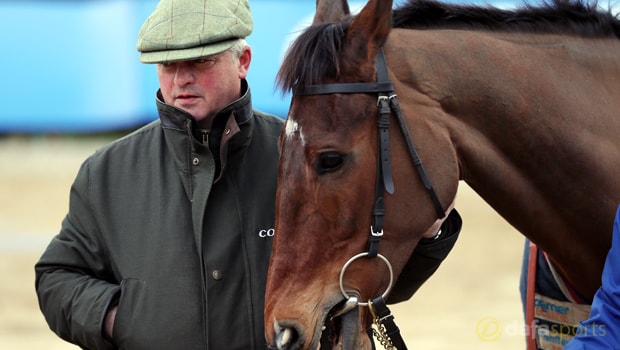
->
238 46 252 79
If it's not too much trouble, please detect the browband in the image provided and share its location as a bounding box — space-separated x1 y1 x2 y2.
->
294 82 394 95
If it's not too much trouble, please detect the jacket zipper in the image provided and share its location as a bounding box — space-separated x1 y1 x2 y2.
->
201 130 210 145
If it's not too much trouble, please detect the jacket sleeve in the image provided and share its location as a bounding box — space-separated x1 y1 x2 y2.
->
388 208 462 304
564 205 620 350
35 159 120 350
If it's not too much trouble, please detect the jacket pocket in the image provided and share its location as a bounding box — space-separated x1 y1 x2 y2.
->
112 278 148 349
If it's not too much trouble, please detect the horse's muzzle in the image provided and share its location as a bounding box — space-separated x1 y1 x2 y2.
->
271 296 365 350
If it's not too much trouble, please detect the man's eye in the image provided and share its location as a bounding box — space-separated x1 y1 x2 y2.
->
196 58 216 67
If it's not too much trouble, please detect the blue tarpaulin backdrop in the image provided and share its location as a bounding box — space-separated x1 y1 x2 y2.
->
1 0 520 133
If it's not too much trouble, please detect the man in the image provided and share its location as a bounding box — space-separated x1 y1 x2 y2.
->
35 0 461 349
35 1 283 349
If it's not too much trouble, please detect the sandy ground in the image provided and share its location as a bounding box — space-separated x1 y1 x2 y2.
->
0 135 526 349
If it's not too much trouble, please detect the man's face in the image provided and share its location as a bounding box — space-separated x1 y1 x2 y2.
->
157 47 250 126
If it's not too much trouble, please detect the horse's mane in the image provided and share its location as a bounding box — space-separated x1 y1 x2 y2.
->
393 0 620 34
277 0 620 93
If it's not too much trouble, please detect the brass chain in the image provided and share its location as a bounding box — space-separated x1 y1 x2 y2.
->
369 300 396 350
371 320 396 350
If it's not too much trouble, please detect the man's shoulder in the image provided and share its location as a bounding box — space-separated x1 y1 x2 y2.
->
86 120 162 164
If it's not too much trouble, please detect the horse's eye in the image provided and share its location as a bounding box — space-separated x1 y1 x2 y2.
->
316 152 346 174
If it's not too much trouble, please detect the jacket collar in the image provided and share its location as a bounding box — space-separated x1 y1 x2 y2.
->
157 79 253 132
157 79 255 183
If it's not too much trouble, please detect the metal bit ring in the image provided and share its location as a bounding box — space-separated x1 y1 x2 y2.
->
339 252 394 307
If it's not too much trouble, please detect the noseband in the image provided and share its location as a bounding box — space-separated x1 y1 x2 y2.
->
294 49 446 350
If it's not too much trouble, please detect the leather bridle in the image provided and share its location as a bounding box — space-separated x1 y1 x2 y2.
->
293 49 447 350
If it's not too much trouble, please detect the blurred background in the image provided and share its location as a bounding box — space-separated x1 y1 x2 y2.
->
1 0 614 349
0 0 528 133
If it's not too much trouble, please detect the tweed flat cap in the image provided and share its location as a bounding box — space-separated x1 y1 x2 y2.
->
137 0 253 64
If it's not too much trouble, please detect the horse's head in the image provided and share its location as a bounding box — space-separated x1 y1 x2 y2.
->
265 0 459 349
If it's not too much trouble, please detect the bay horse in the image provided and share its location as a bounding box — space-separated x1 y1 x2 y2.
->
264 0 620 349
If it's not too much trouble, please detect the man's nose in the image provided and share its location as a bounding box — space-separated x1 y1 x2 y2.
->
174 64 195 86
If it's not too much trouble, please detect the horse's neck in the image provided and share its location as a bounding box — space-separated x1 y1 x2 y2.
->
388 29 620 298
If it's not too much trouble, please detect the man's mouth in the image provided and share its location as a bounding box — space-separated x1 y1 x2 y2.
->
175 93 200 104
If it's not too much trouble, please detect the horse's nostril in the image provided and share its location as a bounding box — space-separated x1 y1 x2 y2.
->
277 328 292 349
273 321 301 350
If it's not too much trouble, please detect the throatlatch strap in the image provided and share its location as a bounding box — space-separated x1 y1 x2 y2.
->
390 96 445 219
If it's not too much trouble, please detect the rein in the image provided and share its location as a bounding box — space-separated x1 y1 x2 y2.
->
294 49 447 350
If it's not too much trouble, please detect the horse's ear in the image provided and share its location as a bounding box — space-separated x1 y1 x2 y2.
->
344 0 393 60
313 0 351 24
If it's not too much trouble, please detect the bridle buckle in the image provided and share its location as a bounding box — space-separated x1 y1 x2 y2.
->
371 226 384 237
